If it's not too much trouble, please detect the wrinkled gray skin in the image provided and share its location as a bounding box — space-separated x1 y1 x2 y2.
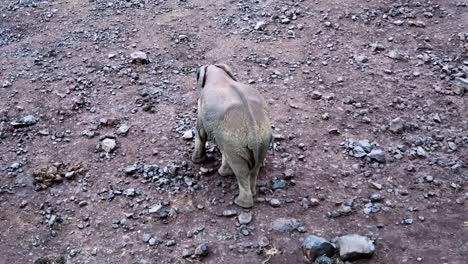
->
192 64 272 208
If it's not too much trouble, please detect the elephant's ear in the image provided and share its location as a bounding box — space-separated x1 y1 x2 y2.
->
196 65 207 95
215 63 237 81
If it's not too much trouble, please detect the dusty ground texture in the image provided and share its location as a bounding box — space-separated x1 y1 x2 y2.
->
1 0 467 263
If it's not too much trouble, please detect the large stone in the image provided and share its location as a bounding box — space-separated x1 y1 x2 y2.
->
367 148 385 163
389 117 405 134
302 235 335 262
182 129 194 140
101 138 117 153
314 256 333 264
194 243 209 257
271 217 300 233
11 115 39 127
130 51 149 64
238 212 252 225
335 234 375 261
117 124 130 136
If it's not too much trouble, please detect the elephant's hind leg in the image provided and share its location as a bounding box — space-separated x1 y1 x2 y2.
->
227 155 253 208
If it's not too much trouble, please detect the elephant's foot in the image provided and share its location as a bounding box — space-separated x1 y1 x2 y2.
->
234 194 253 208
192 154 206 164
218 165 234 177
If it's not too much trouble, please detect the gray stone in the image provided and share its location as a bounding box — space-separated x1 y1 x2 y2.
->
124 165 138 175
314 256 333 264
283 168 296 179
272 179 286 190
367 149 385 163
194 243 209 257
130 51 149 64
335 234 375 261
101 138 117 153
271 217 300 232
124 188 135 197
415 146 428 158
389 117 405 133
254 21 267 30
148 204 163 214
238 212 252 225
143 234 152 243
9 162 21 170
182 129 194 140
369 193 383 203
165 240 176 247
270 198 281 207
222 210 238 217
117 124 130 136
311 91 323 100
357 140 372 152
148 237 158 246
11 115 39 127
302 235 335 261
352 146 367 158
354 54 368 63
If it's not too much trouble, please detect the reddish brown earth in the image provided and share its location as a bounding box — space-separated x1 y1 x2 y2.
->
0 0 467 263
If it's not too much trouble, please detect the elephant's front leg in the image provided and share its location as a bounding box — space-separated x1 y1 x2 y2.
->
192 119 207 164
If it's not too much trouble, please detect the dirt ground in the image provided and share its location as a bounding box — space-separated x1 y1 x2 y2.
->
1 0 467 263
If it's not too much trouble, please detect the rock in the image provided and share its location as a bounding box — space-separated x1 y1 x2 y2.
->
117 124 130 136
194 243 209 257
143 233 152 243
182 129 194 140
404 218 413 225
11 115 39 127
453 78 467 96
254 21 267 30
370 43 385 52
357 140 372 152
130 51 149 64
352 146 367 158
283 168 296 180
335 234 375 261
9 162 21 171
354 54 368 63
310 198 320 206
124 165 138 175
369 193 383 203
148 204 163 214
311 91 323 100
302 235 335 262
20 200 28 208
272 179 286 190
415 146 428 158
148 237 158 246
182 249 194 258
387 49 402 60
222 210 238 217
270 198 281 207
314 256 333 264
342 96 354 105
271 217 300 232
101 138 117 153
165 240 176 247
238 212 252 225
367 149 385 163
328 205 353 218
389 117 405 133
124 188 135 197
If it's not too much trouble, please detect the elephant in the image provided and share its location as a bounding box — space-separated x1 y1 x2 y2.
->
192 64 272 208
